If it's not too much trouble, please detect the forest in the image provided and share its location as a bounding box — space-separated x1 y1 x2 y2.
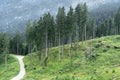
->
0 2 120 80
1 3 120 61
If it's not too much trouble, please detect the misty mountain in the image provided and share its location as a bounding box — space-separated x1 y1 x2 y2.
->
0 0 120 34
90 0 120 24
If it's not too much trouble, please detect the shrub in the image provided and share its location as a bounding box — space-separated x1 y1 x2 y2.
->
94 43 102 48
116 36 120 40
112 69 115 73
33 67 36 70
106 70 109 73
89 54 100 60
103 48 108 52
25 64 27 68
106 45 111 48
114 46 120 49
89 54 96 60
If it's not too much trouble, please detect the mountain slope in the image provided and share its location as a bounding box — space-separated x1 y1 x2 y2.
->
1 0 120 33
23 35 120 80
90 1 120 24
0 0 71 33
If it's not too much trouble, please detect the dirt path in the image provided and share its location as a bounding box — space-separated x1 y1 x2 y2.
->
11 55 25 80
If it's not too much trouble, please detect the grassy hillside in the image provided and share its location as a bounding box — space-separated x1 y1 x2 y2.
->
0 55 19 80
23 35 120 80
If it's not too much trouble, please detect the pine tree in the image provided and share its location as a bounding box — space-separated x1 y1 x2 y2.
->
15 32 22 55
107 18 114 35
47 15 55 56
75 4 84 41
66 6 74 56
75 4 83 55
42 12 55 58
0 33 9 70
56 7 66 61
114 7 120 34
26 20 33 54
35 17 45 60
43 13 48 58
82 3 88 41
89 20 97 39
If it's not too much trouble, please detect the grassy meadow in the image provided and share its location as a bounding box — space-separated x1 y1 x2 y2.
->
23 35 120 80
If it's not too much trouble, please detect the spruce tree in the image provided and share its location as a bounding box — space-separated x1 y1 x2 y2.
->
66 6 74 56
56 7 66 61
115 7 120 34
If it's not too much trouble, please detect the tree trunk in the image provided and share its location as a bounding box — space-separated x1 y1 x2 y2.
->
45 28 48 57
76 24 79 55
28 44 31 54
4 47 8 71
93 26 95 39
85 25 87 41
83 25 87 63
68 33 72 56
5 52 7 71
17 43 19 55
50 42 52 59
58 31 61 61
61 36 64 58
82 25 87 64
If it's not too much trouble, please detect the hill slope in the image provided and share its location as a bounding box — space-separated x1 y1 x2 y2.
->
0 55 19 80
23 35 120 80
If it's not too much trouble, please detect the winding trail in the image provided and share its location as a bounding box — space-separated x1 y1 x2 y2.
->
11 55 25 80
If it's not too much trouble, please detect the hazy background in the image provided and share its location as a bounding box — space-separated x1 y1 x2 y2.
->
0 0 120 33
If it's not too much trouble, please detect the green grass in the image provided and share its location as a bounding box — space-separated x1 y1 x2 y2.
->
23 35 120 80
0 54 19 80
